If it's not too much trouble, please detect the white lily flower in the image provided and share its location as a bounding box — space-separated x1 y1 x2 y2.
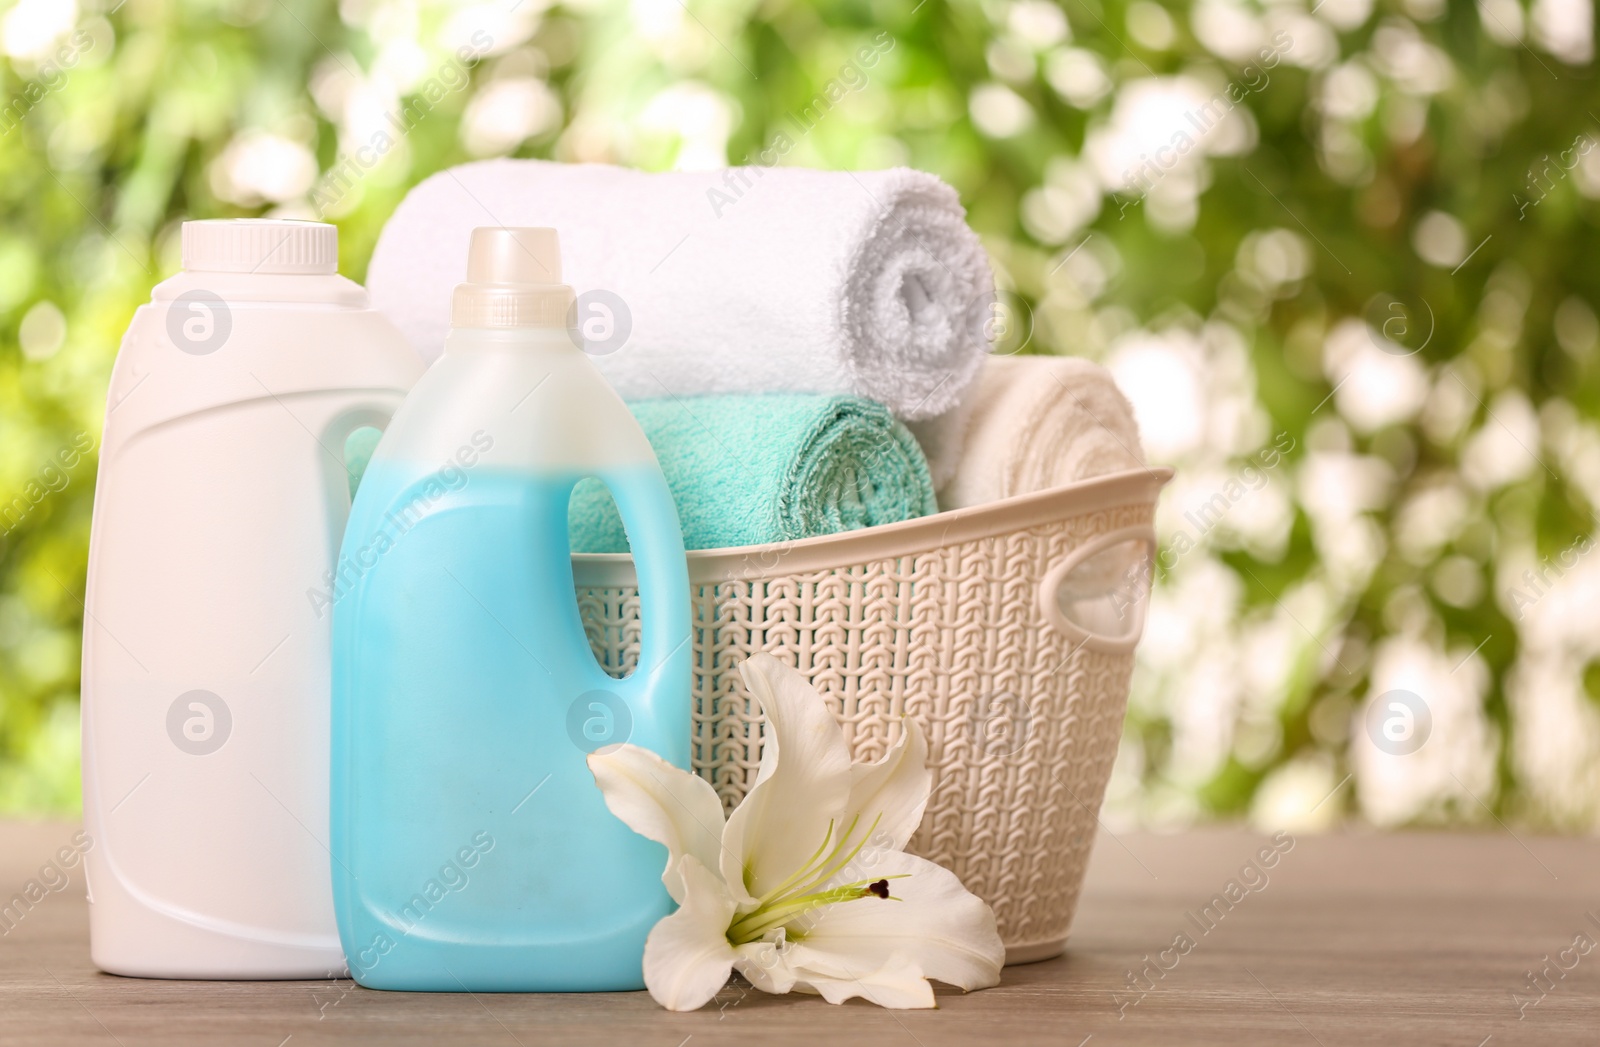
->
587 653 1005 1011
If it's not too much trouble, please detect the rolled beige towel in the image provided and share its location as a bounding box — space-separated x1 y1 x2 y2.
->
937 354 1145 510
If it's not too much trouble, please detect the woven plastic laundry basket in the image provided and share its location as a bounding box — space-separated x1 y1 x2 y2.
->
572 466 1170 964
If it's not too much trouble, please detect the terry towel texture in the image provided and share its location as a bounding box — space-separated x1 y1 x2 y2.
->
936 354 1146 510
568 394 937 553
367 160 994 422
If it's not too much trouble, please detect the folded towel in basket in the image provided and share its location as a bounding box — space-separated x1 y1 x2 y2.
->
936 354 1146 510
568 394 938 552
366 160 995 422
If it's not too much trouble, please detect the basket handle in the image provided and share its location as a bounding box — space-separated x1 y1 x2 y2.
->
1037 524 1157 655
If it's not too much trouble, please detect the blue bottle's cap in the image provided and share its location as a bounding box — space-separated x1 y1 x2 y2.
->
451 227 574 330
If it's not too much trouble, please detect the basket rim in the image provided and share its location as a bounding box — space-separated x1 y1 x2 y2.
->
571 466 1173 587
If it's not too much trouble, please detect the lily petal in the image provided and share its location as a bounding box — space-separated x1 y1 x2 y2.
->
786 850 1004 992
641 855 740 1011
732 933 800 995
789 950 938 1009
842 716 932 854
722 655 854 904
588 743 727 904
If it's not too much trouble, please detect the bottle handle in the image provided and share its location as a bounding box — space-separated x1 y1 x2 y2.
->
594 466 692 753
320 407 395 532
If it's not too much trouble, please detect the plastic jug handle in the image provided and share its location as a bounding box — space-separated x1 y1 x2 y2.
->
596 467 692 734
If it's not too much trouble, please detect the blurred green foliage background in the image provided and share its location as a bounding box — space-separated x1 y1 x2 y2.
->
1 0 1597 828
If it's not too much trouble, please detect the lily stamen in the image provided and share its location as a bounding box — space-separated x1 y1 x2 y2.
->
782 811 885 904
725 874 909 945
749 814 852 907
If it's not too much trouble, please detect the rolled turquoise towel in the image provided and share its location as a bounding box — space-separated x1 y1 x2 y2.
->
568 394 937 552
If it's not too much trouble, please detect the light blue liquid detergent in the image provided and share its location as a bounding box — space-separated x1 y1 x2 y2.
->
330 459 690 991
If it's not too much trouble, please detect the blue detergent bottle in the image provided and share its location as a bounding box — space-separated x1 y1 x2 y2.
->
330 227 691 991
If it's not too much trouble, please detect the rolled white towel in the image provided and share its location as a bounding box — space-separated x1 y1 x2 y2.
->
936 354 1146 509
367 159 995 421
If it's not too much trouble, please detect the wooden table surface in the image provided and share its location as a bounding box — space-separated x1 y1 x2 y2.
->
2 821 1595 1045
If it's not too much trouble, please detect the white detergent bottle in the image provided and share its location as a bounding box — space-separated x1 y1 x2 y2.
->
81 219 424 979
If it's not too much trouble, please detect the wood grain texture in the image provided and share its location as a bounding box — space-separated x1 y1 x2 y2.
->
2 821 1594 1046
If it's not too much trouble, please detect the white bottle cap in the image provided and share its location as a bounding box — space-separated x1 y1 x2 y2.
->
451 227 575 329
182 219 338 275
